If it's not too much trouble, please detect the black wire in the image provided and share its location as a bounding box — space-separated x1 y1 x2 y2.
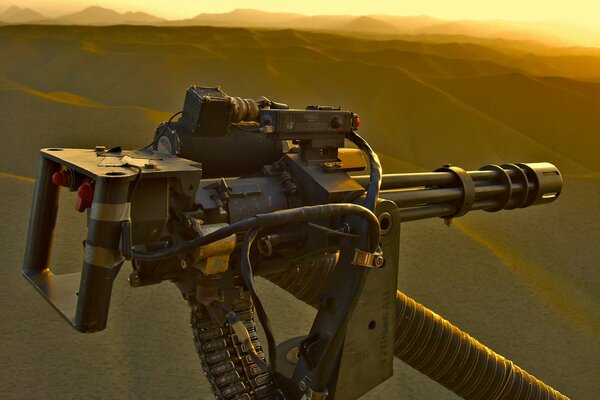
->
346 130 382 212
307 222 358 238
241 227 278 371
132 218 257 261
140 110 183 151
103 111 182 208
126 165 143 203
304 132 382 390
131 203 380 261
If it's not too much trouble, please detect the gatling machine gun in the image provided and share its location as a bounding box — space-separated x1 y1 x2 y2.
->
23 86 568 399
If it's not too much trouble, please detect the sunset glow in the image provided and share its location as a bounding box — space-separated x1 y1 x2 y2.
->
5 0 600 29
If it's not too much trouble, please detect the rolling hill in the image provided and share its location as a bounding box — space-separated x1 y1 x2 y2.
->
0 5 45 23
0 24 598 400
0 24 598 176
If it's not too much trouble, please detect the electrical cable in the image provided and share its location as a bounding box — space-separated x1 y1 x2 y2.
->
126 165 143 203
346 130 382 212
130 130 384 386
118 110 184 162
240 227 278 372
132 204 380 261
307 222 358 238
140 110 183 151
300 131 383 391
99 111 182 210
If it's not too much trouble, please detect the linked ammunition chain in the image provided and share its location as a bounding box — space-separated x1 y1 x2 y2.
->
191 296 275 400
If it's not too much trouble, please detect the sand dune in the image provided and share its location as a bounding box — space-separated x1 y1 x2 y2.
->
1 25 597 174
5 87 173 124
454 220 600 340
6 87 104 107
426 72 600 169
0 88 159 177
540 76 600 100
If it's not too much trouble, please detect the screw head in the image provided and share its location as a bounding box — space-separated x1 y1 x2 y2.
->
180 259 188 269
298 381 307 391
374 255 385 268
128 272 142 287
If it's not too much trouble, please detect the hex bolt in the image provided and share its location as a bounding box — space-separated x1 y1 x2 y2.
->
128 272 142 287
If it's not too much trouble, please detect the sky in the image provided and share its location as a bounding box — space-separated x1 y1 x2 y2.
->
4 0 600 28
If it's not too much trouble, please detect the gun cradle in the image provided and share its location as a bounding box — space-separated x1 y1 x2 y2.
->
22 87 568 400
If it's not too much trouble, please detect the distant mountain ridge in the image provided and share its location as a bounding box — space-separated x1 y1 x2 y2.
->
0 5 165 25
0 5 599 48
342 16 400 34
0 5 45 23
57 6 165 25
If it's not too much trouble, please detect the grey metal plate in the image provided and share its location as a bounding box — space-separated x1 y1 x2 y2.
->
23 270 82 327
41 148 202 179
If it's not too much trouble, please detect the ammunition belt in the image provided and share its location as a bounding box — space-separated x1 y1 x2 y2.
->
191 296 275 400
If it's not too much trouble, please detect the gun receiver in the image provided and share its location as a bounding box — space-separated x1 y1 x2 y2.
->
23 86 568 400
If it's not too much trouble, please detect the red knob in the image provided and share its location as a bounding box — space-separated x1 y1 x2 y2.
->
77 180 94 202
352 115 361 129
52 170 70 187
75 178 95 212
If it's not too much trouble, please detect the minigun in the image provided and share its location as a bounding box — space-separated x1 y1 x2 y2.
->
23 86 568 400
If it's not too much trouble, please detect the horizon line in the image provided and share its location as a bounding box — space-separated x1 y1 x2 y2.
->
3 4 600 30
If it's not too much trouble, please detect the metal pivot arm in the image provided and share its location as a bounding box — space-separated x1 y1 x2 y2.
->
266 209 571 400
281 200 401 400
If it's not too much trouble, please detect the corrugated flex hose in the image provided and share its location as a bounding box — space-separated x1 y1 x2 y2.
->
265 255 570 400
394 290 570 400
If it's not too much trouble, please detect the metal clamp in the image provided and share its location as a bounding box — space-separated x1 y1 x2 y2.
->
435 164 475 218
352 249 385 268
299 380 328 400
